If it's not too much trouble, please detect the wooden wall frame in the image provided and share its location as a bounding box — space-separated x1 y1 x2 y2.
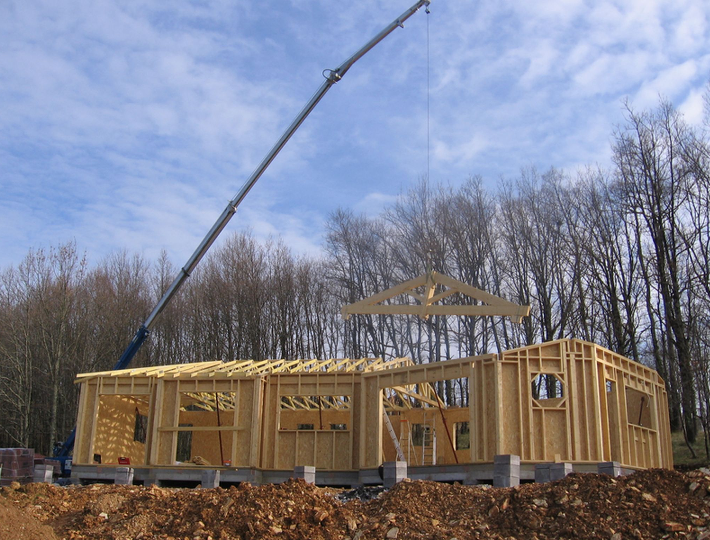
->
74 339 672 472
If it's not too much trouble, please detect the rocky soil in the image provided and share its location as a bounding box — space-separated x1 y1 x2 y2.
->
1 468 710 539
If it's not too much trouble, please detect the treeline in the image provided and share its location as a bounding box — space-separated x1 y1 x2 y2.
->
0 237 344 454
327 100 710 452
1 99 709 457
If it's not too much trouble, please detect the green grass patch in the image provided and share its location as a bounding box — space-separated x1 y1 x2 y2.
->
672 430 708 469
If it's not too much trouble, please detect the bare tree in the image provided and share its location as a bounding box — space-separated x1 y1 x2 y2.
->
572 169 643 359
613 100 699 442
0 266 36 447
498 168 580 346
0 243 89 452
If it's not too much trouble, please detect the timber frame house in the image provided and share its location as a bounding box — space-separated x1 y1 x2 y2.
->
73 338 672 484
72 273 671 484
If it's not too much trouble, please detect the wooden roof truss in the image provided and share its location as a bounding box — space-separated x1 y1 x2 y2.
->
341 271 530 323
76 357 406 383
78 357 444 413
182 380 441 413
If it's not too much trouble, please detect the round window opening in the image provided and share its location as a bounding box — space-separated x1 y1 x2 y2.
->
531 373 564 401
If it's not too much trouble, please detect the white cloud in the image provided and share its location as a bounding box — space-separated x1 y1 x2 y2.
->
678 88 706 126
572 52 651 97
634 60 699 109
1 0 710 272
667 1 708 55
353 192 400 217
433 132 490 165
518 40 560 89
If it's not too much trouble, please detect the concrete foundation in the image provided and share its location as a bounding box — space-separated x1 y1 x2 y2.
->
493 454 520 488
550 462 573 481
535 463 551 483
201 469 220 489
358 468 382 486
598 461 622 477
292 466 316 484
115 467 134 485
70 459 638 488
382 461 408 488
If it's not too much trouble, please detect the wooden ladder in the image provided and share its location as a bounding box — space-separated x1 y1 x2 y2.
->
383 410 406 461
421 412 436 465
399 418 416 464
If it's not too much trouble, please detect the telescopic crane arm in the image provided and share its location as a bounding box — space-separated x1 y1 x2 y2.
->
114 0 431 373
57 0 431 460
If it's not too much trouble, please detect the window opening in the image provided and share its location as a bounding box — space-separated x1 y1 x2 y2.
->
133 408 148 444
625 387 652 428
454 422 470 450
411 424 424 446
531 374 565 402
176 424 193 462
280 395 351 411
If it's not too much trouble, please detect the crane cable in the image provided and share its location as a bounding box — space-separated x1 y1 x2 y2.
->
426 4 431 181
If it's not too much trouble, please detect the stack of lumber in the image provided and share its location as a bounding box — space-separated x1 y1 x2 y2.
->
0 448 34 486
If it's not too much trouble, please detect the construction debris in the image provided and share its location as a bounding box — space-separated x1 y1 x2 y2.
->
1 468 709 539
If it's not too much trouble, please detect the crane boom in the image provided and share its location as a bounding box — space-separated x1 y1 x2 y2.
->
56 0 431 464
116 0 431 370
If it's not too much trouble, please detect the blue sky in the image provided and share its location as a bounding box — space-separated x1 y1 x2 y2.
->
1 0 709 271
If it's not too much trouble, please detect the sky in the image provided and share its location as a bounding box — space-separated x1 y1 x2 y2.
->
1 0 709 272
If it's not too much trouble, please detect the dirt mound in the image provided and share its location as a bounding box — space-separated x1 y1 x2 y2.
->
357 469 709 539
1 468 709 539
0 488 58 540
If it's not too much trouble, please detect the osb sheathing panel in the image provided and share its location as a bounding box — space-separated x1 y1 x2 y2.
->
274 413 353 470
178 410 235 466
350 381 362 470
492 339 672 468
568 351 598 461
93 394 149 465
279 410 350 430
296 432 314 467
469 359 495 461
498 360 523 456
245 379 261 467
148 379 261 467
626 387 653 428
74 380 99 465
607 382 621 461
273 430 350 470
155 380 179 465
261 380 281 469
658 388 673 469
361 377 383 468
266 372 357 470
